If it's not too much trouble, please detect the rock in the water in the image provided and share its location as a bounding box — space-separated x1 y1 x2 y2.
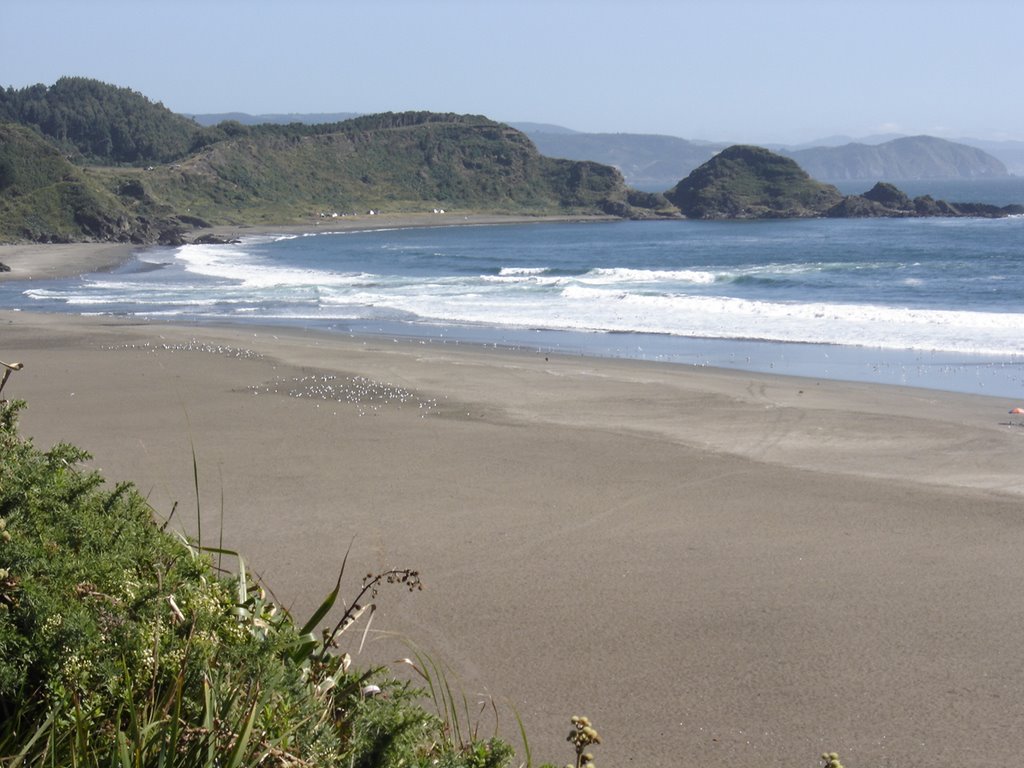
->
192 233 241 245
665 145 843 219
862 182 912 209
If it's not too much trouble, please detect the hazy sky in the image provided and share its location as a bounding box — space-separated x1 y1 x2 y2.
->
3 0 1022 144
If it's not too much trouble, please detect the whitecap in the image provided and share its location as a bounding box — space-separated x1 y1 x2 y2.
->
498 267 551 276
582 267 717 284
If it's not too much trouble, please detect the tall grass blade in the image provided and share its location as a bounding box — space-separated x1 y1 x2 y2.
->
217 464 225 571
511 704 532 768
191 442 202 548
159 499 178 532
298 562 346 637
236 552 248 606
299 537 356 652
116 730 132 768
204 672 216 768
357 603 376 654
9 707 56 768
224 694 261 768
442 668 464 747
164 663 187 768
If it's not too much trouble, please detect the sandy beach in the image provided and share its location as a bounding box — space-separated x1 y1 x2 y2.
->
0 242 138 281
3 302 1023 768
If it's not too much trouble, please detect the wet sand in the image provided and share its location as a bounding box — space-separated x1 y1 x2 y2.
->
3 309 1024 768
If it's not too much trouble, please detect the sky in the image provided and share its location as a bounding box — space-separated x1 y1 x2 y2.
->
3 0 1023 145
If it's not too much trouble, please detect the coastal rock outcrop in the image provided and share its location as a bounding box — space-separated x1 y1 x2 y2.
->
664 145 844 219
191 232 241 245
667 148 1024 220
825 181 1024 219
863 182 912 209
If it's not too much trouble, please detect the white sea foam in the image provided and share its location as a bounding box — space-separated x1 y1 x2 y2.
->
176 244 376 289
356 286 1024 356
498 267 550 276
480 273 565 286
582 267 717 284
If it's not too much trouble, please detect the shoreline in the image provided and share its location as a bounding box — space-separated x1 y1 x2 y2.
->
0 213 617 282
3 311 1024 767
3 227 1024 400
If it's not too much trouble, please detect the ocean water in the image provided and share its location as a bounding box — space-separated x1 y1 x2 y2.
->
4 210 1024 399
832 176 1024 206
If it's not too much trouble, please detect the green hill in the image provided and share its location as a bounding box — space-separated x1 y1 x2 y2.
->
0 122 188 243
0 78 664 243
663 146 1023 220
664 145 844 218
150 112 634 221
0 77 202 164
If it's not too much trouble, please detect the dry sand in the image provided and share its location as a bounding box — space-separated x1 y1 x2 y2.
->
3 309 1024 768
0 242 136 280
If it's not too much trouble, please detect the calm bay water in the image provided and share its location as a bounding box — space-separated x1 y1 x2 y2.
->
5 205 1024 398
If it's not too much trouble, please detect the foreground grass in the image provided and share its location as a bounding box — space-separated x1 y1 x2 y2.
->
0 399 512 767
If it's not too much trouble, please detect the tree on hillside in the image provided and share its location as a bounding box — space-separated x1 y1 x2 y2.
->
0 77 200 164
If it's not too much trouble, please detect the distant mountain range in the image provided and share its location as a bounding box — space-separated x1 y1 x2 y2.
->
191 113 1023 188
784 136 1007 182
512 130 728 192
520 128 1016 190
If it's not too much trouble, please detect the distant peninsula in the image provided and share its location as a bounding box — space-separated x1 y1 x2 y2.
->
784 135 1008 182
0 77 1021 246
521 129 1012 190
666 145 1024 220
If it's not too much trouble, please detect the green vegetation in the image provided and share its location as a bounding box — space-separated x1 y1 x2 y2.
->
0 398 513 767
0 77 202 165
665 145 844 219
0 78 670 244
145 111 632 222
0 123 191 243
